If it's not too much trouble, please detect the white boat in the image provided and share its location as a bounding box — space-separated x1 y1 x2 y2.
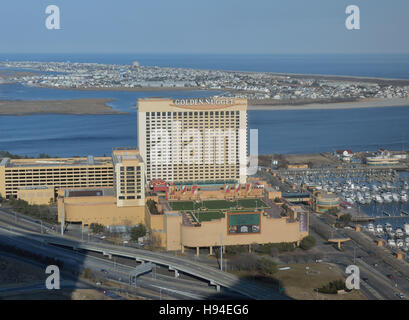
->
401 194 408 202
404 223 409 236
385 223 393 233
388 239 396 247
383 193 393 203
392 193 400 202
375 195 384 204
397 239 404 247
396 228 404 238
376 224 383 233
367 223 375 232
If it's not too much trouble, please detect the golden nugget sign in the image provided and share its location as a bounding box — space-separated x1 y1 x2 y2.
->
173 98 235 106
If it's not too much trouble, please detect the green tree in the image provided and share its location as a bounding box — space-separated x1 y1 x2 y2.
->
130 224 147 241
300 236 316 250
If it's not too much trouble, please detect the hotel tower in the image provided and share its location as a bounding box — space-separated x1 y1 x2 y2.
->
138 98 248 185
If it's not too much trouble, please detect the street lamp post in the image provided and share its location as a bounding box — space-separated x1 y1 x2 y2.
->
220 233 223 271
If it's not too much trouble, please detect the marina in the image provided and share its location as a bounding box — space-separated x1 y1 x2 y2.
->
278 168 409 250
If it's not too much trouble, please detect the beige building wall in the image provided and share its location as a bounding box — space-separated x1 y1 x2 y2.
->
163 211 308 251
177 215 307 250
145 211 167 247
58 192 145 226
164 212 183 251
17 187 55 205
0 165 5 198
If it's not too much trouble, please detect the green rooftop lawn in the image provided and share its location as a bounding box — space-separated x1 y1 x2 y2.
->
188 211 225 222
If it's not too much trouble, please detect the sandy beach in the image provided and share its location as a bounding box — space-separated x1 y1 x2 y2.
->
0 98 126 115
248 98 409 111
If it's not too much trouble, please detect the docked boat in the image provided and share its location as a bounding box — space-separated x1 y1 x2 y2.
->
383 193 393 203
404 223 409 236
376 224 383 233
397 239 404 247
388 239 397 247
385 223 393 233
396 228 404 238
375 195 384 204
367 223 375 232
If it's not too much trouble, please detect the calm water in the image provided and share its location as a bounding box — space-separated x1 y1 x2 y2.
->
1 107 409 157
1 53 409 157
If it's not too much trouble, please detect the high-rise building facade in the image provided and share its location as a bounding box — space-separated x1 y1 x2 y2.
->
138 98 248 184
112 148 145 207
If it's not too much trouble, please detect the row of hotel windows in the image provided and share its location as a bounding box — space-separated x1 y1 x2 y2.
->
6 178 112 183
6 168 112 172
118 195 142 200
146 111 240 117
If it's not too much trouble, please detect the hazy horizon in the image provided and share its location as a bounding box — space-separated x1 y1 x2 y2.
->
1 0 409 54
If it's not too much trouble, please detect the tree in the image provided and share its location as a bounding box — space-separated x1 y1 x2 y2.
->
90 223 105 234
339 213 352 224
229 253 258 272
130 224 147 241
300 236 316 250
147 199 160 214
256 257 278 276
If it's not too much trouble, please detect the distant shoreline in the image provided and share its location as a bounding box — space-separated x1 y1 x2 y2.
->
0 98 126 115
0 97 408 115
248 98 409 111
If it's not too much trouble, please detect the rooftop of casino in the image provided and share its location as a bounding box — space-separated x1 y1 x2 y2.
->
0 156 113 168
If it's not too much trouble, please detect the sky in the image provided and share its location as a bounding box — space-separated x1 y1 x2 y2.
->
1 0 408 54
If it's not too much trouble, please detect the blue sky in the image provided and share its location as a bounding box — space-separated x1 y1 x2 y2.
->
1 0 408 54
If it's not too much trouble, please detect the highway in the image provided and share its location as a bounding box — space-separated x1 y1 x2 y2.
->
0 209 285 300
0 224 244 300
309 213 409 300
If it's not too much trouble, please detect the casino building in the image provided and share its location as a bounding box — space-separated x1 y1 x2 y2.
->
0 97 310 252
138 98 248 185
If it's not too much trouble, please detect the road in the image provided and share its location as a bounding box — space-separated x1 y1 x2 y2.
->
309 213 408 300
0 224 240 300
0 208 286 300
